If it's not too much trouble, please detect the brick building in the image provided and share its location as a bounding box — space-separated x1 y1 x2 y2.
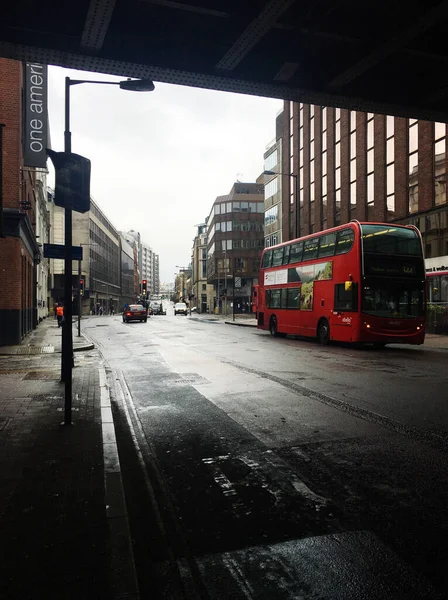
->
206 182 265 313
280 102 447 257
0 59 41 345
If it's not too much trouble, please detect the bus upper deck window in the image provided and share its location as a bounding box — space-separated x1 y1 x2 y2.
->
335 229 355 255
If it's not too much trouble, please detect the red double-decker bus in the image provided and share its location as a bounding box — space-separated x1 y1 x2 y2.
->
257 221 426 346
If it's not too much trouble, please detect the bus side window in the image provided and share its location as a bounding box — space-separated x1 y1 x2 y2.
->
319 233 336 258
289 242 303 263
334 283 358 311
272 247 284 267
287 288 300 309
282 245 291 265
335 229 355 255
262 250 273 268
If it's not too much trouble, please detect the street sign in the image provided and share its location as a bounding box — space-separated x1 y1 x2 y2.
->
44 244 83 260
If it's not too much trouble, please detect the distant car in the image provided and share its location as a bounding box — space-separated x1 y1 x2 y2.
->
123 304 147 323
174 302 188 316
150 301 166 315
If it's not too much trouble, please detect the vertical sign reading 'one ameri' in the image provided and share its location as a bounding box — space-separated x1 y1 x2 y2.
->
23 62 48 168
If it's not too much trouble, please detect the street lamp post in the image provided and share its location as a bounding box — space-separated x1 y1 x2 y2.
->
61 75 154 425
263 169 300 239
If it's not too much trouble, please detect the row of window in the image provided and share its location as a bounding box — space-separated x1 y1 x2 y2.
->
265 233 279 247
215 239 265 251
265 283 357 312
262 228 355 268
210 220 264 236
214 202 264 215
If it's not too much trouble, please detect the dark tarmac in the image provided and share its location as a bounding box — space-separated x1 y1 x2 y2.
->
85 310 448 599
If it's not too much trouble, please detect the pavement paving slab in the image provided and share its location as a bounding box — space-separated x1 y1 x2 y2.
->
0 318 135 600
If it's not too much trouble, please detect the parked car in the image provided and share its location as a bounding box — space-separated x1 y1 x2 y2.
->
123 304 148 323
174 302 188 316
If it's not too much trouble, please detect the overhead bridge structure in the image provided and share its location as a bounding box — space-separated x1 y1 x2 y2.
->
2 0 448 120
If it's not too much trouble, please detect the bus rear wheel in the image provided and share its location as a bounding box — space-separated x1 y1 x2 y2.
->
317 319 330 345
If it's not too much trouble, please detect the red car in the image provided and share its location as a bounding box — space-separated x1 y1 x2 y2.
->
123 304 148 323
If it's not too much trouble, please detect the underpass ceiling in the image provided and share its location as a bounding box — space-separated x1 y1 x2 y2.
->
2 0 448 121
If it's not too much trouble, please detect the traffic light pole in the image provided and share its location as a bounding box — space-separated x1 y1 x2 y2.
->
62 76 73 425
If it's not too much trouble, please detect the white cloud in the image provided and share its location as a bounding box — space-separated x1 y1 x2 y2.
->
48 66 282 281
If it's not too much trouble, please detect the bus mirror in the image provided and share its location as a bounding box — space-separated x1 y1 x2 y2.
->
345 281 353 291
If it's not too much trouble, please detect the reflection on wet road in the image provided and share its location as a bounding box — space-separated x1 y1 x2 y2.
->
85 313 447 599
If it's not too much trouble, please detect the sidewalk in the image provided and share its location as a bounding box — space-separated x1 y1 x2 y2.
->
0 319 136 599
193 313 448 349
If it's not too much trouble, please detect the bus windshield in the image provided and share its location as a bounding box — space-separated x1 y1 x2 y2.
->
361 225 422 256
362 280 425 318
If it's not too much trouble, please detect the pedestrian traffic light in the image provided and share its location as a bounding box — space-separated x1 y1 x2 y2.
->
142 279 147 295
79 279 85 296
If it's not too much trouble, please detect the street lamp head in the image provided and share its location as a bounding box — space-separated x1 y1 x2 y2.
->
263 170 278 176
119 78 155 92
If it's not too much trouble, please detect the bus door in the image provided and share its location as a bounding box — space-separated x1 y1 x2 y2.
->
330 281 359 342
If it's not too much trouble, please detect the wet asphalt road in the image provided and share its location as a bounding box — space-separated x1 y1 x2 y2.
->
85 310 448 599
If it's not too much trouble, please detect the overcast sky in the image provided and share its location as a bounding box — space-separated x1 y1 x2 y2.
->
48 66 282 282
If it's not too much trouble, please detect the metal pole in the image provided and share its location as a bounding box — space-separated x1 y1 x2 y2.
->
78 259 81 337
63 76 73 425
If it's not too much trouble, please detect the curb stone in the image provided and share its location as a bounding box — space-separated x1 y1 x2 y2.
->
224 320 257 328
99 366 140 600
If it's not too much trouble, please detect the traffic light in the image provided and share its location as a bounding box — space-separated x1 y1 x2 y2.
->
47 150 91 213
142 279 147 295
79 279 85 296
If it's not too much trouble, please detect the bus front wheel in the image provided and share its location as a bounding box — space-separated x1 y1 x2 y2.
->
317 319 330 345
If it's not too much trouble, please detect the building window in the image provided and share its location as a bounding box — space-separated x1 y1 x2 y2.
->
408 120 419 213
386 116 395 215
322 107 328 226
265 205 278 226
434 122 446 206
367 113 375 208
350 111 357 211
289 103 295 213
264 178 278 200
264 149 278 171
335 108 341 223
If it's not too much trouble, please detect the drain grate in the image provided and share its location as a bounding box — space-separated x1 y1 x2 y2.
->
0 345 54 355
24 371 61 381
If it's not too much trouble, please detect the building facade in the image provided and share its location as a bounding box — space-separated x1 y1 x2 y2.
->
206 182 265 313
35 170 51 323
123 230 160 298
283 102 447 251
191 223 209 313
119 234 136 308
0 58 41 345
263 110 285 248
